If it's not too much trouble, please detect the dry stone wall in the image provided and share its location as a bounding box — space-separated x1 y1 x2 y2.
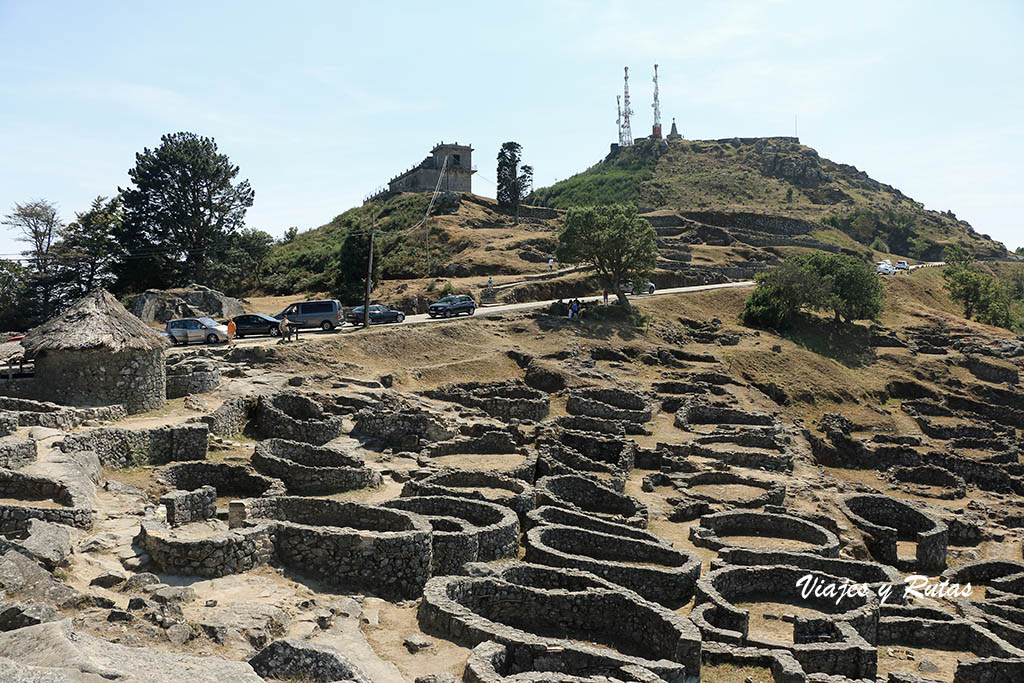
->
58 424 208 468
251 438 381 495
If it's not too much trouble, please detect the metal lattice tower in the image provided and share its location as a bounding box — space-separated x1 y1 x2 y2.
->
651 64 662 139
620 66 633 146
616 95 623 146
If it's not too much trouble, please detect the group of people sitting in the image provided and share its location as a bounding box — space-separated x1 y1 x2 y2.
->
566 298 586 320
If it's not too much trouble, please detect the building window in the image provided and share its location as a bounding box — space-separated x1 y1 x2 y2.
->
452 154 461 167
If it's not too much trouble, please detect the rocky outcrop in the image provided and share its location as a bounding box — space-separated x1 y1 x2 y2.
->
129 284 244 324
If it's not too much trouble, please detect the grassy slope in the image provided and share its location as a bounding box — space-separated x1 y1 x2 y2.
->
531 137 1006 259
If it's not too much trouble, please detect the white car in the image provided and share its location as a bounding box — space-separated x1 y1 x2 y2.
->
894 261 910 271
621 281 656 295
876 263 895 275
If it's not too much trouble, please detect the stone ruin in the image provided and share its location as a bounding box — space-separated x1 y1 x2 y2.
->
3 325 1024 683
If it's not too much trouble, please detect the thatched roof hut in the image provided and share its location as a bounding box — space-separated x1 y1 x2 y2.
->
21 289 169 413
22 289 168 357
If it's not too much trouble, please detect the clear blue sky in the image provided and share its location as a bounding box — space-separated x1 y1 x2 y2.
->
1 0 1021 257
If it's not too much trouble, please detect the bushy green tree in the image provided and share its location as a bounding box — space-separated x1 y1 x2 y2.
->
334 228 381 305
0 259 28 329
2 199 63 323
497 142 533 225
53 196 121 299
742 252 884 328
554 203 658 309
805 251 884 323
118 132 254 290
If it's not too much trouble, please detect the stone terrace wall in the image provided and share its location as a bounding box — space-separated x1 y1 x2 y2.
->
0 412 16 437
839 494 948 571
565 387 652 424
253 393 345 445
160 485 216 527
58 424 208 468
158 461 285 498
423 381 550 422
0 396 126 430
189 395 256 438
231 497 432 599
165 356 221 399
137 520 275 578
384 496 519 574
403 470 536 520
690 511 840 557
352 404 458 450
0 437 36 470
536 475 648 528
524 524 701 606
251 438 381 495
0 468 92 532
419 571 699 681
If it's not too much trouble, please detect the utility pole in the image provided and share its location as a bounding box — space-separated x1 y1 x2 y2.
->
363 205 375 329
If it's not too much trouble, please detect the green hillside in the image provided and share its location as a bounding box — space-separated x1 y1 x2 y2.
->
530 136 1006 260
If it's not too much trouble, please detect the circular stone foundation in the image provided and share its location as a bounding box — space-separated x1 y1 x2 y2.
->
689 511 840 556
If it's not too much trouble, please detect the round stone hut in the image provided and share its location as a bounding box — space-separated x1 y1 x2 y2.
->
21 288 169 414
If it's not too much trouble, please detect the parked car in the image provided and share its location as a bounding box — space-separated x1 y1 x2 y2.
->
166 317 229 345
231 313 283 338
345 304 405 325
894 260 910 271
621 281 656 295
274 299 342 330
876 262 896 275
428 295 476 318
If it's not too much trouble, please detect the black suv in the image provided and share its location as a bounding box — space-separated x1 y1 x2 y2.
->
428 294 475 318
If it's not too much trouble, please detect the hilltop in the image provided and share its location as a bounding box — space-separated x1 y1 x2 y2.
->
530 136 1006 261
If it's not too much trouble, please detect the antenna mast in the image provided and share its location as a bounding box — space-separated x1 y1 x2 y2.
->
652 64 662 139
616 95 624 146
621 66 633 146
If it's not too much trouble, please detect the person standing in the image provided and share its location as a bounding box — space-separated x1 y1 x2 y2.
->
548 257 554 271
603 289 609 305
278 315 291 342
226 319 236 344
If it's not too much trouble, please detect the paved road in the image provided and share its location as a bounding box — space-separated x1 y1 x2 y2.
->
168 280 756 353
168 261 947 353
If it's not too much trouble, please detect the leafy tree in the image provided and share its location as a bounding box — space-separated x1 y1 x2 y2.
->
52 196 121 298
804 252 884 324
849 212 876 243
496 142 533 225
742 257 828 328
334 228 381 305
554 203 658 309
2 200 63 321
742 252 884 328
205 228 275 295
118 132 254 290
281 226 299 243
0 259 28 329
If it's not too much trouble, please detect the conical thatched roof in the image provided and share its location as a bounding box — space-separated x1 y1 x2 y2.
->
22 288 169 356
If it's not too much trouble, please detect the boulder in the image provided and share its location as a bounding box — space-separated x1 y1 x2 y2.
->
248 638 372 683
0 550 79 607
0 619 262 681
0 601 58 631
129 284 244 325
15 520 72 570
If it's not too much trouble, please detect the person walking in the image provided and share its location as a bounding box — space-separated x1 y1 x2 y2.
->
278 315 291 342
226 319 236 344
603 289 609 305
487 276 494 288
548 258 554 271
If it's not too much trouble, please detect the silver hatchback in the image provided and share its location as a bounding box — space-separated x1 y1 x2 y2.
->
165 317 229 345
